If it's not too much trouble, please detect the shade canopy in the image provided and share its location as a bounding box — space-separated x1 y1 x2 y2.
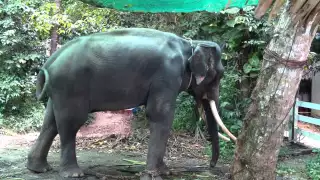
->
79 0 259 12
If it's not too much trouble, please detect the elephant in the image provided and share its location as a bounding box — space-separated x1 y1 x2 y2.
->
26 27 237 180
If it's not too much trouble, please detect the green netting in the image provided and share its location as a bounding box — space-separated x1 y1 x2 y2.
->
80 0 259 12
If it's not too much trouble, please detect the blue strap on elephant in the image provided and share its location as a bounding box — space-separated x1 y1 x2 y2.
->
131 107 140 114
78 0 259 12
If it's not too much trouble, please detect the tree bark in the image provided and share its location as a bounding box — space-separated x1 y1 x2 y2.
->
50 0 61 55
231 0 319 179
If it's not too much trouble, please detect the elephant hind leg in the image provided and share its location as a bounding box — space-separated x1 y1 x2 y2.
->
27 98 57 173
53 98 88 178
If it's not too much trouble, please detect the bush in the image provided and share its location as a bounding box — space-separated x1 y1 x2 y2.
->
1 100 45 133
0 0 47 125
131 92 197 132
219 66 251 136
173 92 197 132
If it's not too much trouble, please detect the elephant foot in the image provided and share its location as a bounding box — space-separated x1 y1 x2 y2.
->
140 170 163 180
159 163 171 175
59 166 84 178
210 159 218 168
27 158 52 173
140 174 163 180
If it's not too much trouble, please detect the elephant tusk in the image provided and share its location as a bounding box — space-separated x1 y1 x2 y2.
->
209 100 237 142
218 132 230 141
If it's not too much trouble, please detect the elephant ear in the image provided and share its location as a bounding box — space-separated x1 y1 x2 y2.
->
189 45 209 85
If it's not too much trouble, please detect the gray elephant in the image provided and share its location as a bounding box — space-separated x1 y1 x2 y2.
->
26 28 236 180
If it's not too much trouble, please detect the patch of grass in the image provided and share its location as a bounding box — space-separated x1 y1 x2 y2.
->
306 149 320 180
1 102 45 133
279 145 292 157
276 164 297 176
277 153 314 180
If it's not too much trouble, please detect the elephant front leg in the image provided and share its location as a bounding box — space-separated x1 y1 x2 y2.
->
140 91 176 180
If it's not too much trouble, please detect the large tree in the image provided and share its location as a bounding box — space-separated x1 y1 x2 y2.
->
50 0 61 55
231 0 320 179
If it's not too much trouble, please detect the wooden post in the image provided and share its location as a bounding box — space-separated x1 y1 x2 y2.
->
291 98 299 142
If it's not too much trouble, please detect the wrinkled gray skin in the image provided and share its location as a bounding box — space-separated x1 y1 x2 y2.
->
26 28 224 180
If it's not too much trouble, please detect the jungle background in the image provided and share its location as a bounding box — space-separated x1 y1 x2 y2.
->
0 0 319 179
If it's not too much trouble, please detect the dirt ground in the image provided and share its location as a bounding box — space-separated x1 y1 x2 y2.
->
0 112 317 180
0 112 231 180
0 132 229 180
298 121 320 134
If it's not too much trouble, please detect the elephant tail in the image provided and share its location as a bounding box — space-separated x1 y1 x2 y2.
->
36 68 49 101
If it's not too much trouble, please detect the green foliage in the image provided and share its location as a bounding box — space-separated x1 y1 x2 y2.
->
132 92 197 132
219 66 244 134
306 149 320 179
0 0 47 125
276 165 297 176
173 92 197 132
30 0 121 41
1 98 45 133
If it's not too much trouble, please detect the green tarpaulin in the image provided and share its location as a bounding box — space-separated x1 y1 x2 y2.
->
81 0 259 12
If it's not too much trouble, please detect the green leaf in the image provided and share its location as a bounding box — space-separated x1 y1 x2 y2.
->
4 60 14 64
234 16 247 24
223 7 240 14
243 63 252 74
226 19 236 27
221 101 231 108
249 54 260 67
243 6 255 12
18 59 26 64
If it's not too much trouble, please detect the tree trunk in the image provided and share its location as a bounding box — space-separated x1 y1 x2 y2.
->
50 0 61 55
231 0 319 179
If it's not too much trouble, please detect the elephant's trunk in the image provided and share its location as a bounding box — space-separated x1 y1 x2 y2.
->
201 96 237 167
201 99 219 167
